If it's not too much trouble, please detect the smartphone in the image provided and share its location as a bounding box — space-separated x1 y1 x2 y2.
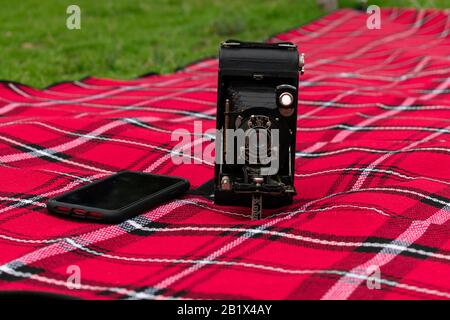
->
47 171 190 223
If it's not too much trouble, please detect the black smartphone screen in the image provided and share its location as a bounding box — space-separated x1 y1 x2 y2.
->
48 171 189 222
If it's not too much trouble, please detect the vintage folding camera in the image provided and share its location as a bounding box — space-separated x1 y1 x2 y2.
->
214 40 304 219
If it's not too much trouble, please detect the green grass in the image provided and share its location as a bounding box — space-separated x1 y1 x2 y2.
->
0 0 447 88
0 0 325 88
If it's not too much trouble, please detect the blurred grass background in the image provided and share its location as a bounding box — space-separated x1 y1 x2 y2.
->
0 0 447 88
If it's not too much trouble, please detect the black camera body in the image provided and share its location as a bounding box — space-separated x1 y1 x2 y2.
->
214 40 304 219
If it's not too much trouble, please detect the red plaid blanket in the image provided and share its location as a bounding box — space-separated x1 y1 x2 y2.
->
0 8 449 300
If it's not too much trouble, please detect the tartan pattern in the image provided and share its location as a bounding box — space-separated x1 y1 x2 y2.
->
0 8 449 299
